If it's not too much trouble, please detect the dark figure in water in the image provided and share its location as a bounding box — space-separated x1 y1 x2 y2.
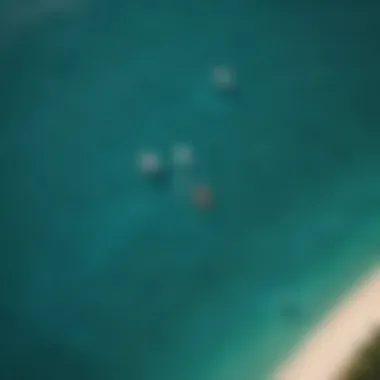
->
193 185 215 211
281 302 303 323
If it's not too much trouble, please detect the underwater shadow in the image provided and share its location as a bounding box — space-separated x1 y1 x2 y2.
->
0 309 98 380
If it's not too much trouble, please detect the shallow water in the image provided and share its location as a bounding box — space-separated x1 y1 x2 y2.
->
0 1 380 379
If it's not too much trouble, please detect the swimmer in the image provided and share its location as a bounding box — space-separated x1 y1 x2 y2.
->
172 143 194 169
212 66 236 92
193 185 215 210
137 151 163 178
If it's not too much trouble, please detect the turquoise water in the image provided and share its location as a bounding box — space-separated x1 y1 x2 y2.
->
1 1 380 379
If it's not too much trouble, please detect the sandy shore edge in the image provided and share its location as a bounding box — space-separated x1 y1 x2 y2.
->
275 267 380 380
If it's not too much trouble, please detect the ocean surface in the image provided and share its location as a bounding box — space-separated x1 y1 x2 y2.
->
1 1 380 379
